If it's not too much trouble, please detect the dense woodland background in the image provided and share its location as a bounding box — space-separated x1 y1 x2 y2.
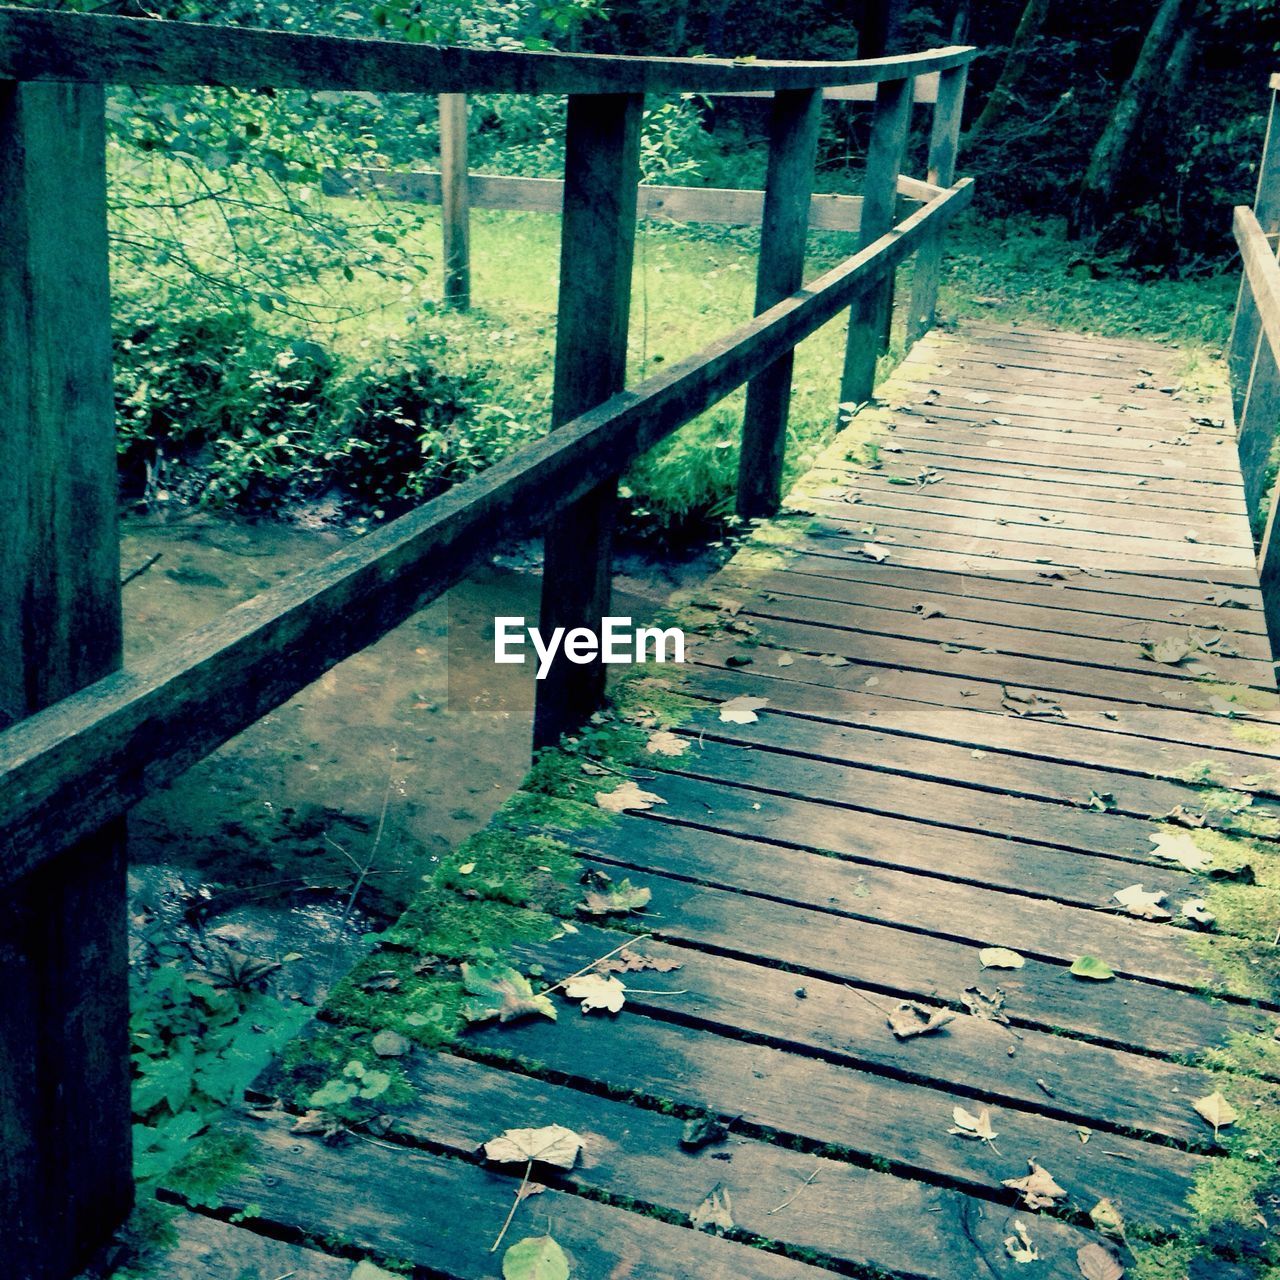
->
39 0 1280 543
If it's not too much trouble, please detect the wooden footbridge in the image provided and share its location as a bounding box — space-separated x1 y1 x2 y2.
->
2 8 1280 1279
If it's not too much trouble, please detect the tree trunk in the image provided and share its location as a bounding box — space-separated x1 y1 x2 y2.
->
1071 0 1193 238
858 0 907 58
964 0 1051 144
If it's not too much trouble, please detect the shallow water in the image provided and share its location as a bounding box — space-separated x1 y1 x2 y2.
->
120 512 700 992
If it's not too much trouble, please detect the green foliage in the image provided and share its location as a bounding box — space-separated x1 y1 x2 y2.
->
129 962 307 1186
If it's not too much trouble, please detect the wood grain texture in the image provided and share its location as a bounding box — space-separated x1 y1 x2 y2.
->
437 92 470 310
0 6 977 94
0 81 131 1279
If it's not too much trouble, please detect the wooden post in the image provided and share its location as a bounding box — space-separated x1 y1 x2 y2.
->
905 63 967 348
736 89 822 519
1238 330 1280 518
1258 472 1280 645
0 81 132 1279
838 76 913 413
438 92 471 311
1229 81 1280 421
532 93 642 750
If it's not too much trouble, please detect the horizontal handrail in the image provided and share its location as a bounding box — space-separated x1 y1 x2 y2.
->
1234 205 1280 367
0 177 972 888
0 7 976 95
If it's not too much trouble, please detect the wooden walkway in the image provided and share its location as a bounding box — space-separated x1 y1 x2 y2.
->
160 324 1280 1279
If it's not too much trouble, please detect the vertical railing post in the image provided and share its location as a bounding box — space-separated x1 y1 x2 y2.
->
1228 77 1280 421
838 76 913 413
736 89 823 519
1238 326 1280 518
905 64 968 348
0 82 132 1279
439 92 471 311
532 93 642 750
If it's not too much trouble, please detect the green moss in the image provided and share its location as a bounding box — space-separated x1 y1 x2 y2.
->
164 1131 255 1210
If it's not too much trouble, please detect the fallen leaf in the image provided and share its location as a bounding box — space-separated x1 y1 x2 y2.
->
776 653 795 667
1002 1160 1067 1210
718 695 770 724
580 878 652 916
1090 1198 1125 1238
859 543 892 563
914 603 946 619
1076 1241 1124 1280
888 1001 956 1039
691 1183 734 1232
965 392 993 404
596 781 667 813
1192 1090 1238 1138
599 947 683 975
371 1029 410 1058
1086 790 1118 812
818 653 850 667
1112 884 1172 921
1149 831 1212 872
1001 686 1065 719
645 730 689 758
502 1234 570 1280
562 973 627 1015
1141 636 1196 666
1070 956 1115 981
680 1116 728 1151
484 1124 583 1170
1164 805 1205 829
462 962 557 1025
291 1109 342 1138
457 862 476 875
949 1104 999 1145
1180 898 1216 930
1004 1220 1039 1263
980 947 1025 970
962 986 1010 1025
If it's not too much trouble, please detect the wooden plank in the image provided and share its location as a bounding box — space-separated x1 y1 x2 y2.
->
689 635 1279 757
533 93 641 748
807 497 1257 569
645 730 1241 875
213 1113 824 1279
806 476 1255 551
698 610 1273 714
802 518 1268 597
679 659 1280 792
517 920 1222 1144
570 809 1246 1034
324 166 878 232
1237 325 1280 516
905 63 966 346
0 177 976 889
839 76 912 407
149 1214 359 1279
0 80 132 1280
438 92 470 310
0 7 978 94
386 1051 1109 1280
464 974 1205 1223
765 550 1268 631
737 89 822 518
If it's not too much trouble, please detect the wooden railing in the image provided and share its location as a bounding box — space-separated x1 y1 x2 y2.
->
1229 72 1280 646
0 7 975 1275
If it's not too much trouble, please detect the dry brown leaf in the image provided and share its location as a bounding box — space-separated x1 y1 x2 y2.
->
690 1183 734 1232
1149 831 1211 871
1192 1090 1238 1138
887 1001 955 1040
1076 1242 1124 1280
1004 1220 1039 1263
596 781 667 813
1002 1160 1066 1210
562 973 626 1015
979 946 1025 970
718 695 770 724
1112 883 1172 921
599 947 683 975
483 1124 583 1170
949 1105 999 1145
645 730 689 758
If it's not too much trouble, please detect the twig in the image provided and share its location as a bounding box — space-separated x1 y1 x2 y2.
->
542 934 654 998
625 987 690 996
843 983 895 1016
121 552 162 587
768 1166 819 1215
490 1159 533 1253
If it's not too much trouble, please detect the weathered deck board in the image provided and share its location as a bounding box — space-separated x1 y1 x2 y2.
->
164 324 1274 1278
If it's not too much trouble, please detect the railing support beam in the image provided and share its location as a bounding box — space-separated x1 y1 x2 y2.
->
906 63 967 348
0 80 131 1279
438 92 471 310
532 93 642 750
838 76 913 413
737 88 823 519
1229 84 1280 422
